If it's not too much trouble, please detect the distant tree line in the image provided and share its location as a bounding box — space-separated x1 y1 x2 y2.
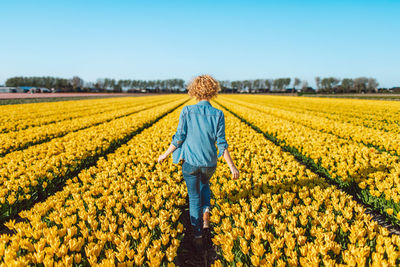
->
95 78 185 93
314 76 379 94
219 78 295 93
5 76 185 93
6 76 71 89
219 77 380 94
6 76 88 92
4 75 387 94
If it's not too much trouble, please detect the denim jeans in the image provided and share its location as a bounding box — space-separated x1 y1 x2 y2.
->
182 161 217 237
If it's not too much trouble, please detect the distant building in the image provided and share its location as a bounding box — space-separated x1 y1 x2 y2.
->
302 87 316 93
390 87 400 93
18 86 36 92
0 87 24 93
285 88 297 93
39 88 51 93
224 88 236 93
238 87 249 93
17 87 51 93
253 88 270 93
89 88 101 93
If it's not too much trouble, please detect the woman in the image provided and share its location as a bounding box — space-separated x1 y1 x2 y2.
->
158 74 239 251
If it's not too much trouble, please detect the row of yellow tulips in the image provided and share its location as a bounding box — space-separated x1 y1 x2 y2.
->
215 97 400 225
0 96 177 156
0 100 194 266
0 96 187 222
0 96 149 133
224 95 400 134
209 101 400 266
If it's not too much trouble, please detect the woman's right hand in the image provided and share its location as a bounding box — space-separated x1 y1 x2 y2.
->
229 165 239 179
158 153 168 163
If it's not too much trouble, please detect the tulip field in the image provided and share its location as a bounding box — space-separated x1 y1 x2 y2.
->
0 95 400 266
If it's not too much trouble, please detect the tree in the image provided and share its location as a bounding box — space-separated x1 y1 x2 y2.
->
231 81 242 93
177 79 185 91
353 77 368 93
253 79 265 92
320 77 340 93
272 79 280 91
243 80 252 93
55 78 69 90
367 78 379 93
283 78 291 90
341 78 354 93
219 80 231 93
70 76 84 91
274 78 290 91
293 78 301 91
315 77 321 91
273 78 291 91
265 79 273 92
301 81 309 92
95 78 105 90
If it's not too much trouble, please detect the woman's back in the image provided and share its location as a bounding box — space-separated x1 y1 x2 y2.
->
171 100 228 167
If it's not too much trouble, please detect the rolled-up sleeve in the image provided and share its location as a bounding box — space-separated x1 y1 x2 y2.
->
171 107 188 148
216 112 228 158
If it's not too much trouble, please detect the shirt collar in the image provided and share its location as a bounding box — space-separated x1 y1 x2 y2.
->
196 100 212 106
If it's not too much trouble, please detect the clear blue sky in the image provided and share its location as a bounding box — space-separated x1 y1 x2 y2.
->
1 0 399 87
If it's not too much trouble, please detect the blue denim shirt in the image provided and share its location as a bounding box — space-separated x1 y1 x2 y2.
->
171 100 228 167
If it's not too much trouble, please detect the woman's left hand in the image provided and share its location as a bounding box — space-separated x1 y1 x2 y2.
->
158 153 168 163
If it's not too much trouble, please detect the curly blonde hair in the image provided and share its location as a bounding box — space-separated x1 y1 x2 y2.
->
187 74 220 100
